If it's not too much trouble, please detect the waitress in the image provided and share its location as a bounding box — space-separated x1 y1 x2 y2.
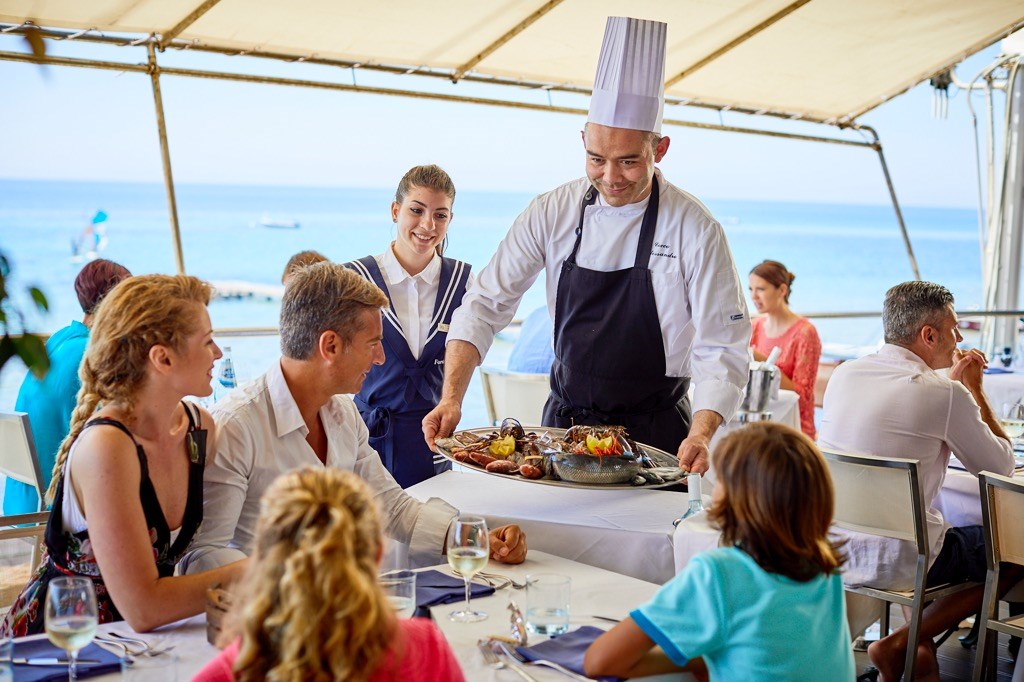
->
347 165 472 487
423 17 750 474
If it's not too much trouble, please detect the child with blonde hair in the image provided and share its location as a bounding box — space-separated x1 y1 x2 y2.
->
585 422 855 680
194 467 465 681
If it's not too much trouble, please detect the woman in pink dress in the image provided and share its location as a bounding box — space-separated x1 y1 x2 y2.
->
748 260 822 439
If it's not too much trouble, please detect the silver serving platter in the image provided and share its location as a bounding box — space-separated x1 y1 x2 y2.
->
435 425 681 490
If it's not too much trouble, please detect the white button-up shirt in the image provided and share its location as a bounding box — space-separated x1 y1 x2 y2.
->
179 360 457 574
448 171 749 420
819 344 1014 589
376 246 442 360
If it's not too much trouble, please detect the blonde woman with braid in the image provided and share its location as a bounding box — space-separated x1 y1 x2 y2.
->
193 468 465 682
1 275 246 637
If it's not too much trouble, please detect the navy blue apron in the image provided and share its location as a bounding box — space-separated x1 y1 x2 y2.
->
541 176 691 454
347 255 471 487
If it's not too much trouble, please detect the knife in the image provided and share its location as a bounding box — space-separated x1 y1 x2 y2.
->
13 658 102 665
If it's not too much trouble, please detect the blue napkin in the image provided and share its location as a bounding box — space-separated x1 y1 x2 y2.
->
517 625 622 682
415 569 495 608
12 639 122 681
983 367 1014 374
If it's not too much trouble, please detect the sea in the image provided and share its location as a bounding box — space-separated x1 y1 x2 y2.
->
0 178 990 426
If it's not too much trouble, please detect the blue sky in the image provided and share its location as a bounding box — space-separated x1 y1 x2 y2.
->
0 33 1012 208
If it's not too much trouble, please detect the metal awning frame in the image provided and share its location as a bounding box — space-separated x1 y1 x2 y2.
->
1 21 922 279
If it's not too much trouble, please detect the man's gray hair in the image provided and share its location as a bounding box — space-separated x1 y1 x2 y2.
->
279 261 389 360
882 281 955 346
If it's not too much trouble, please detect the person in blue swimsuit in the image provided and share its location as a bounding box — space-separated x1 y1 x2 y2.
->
347 165 472 488
4 258 131 514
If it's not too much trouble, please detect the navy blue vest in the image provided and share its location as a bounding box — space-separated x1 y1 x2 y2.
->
346 255 471 487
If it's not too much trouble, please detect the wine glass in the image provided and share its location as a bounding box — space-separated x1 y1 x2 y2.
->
447 515 489 623
45 577 98 681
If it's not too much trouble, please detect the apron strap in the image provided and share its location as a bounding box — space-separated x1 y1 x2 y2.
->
633 175 660 269
566 186 599 266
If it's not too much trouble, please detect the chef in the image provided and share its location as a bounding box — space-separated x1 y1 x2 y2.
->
422 16 750 473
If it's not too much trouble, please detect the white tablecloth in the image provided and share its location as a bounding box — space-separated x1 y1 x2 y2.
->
62 552 694 681
408 470 684 584
983 371 1024 413
431 550 695 681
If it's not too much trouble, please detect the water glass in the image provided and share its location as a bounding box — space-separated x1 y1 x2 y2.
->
45 577 98 681
525 573 571 636
121 652 178 680
380 569 417 618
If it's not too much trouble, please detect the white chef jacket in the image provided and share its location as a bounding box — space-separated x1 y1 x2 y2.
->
178 360 457 574
448 170 749 420
819 344 1014 590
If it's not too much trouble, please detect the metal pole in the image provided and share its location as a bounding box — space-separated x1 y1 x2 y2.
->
146 42 187 275
861 126 921 280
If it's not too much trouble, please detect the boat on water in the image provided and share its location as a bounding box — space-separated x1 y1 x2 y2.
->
69 210 109 263
252 213 300 230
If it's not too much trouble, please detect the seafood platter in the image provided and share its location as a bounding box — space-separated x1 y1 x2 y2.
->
434 418 686 490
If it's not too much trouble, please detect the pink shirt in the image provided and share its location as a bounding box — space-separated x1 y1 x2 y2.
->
193 618 466 682
750 316 821 438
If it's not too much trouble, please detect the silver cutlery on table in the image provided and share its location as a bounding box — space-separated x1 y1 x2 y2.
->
478 639 539 682
95 632 174 657
496 640 592 681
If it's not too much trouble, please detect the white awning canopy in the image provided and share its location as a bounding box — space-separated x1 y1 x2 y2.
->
3 0 1024 125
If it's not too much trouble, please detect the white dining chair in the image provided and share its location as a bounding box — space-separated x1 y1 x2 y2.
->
0 412 46 511
821 449 980 680
973 472 1024 681
479 368 550 427
0 511 48 613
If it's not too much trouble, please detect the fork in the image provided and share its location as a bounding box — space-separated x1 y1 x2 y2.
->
105 632 176 657
497 640 592 681
479 571 527 590
477 639 539 681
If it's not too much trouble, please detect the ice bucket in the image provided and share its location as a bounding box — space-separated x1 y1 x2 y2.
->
740 366 776 413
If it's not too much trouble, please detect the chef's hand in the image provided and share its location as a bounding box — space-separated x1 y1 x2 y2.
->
423 399 462 452
489 524 527 564
676 434 711 475
950 348 986 393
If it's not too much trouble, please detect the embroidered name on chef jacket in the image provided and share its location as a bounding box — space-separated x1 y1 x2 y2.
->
651 241 677 259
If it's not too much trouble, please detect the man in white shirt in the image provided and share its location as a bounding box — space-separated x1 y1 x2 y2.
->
819 280 1016 681
422 17 749 473
179 262 526 574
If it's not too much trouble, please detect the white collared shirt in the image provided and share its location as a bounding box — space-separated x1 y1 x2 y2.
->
376 246 442 360
178 360 457 574
447 171 750 420
819 343 1014 589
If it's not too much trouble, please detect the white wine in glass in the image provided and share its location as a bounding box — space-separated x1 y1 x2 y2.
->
447 515 489 623
45 577 98 681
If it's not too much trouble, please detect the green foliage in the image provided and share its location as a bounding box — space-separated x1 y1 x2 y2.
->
0 252 50 378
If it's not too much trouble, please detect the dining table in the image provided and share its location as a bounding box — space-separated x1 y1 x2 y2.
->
22 551 694 681
983 369 1024 413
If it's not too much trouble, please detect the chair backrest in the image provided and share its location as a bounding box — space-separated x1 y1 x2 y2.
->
979 472 1024 568
820 449 928 554
479 368 550 426
0 511 48 613
0 412 45 499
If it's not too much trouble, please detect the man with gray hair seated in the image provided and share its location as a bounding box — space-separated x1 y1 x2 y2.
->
179 262 526 573
819 280 1016 681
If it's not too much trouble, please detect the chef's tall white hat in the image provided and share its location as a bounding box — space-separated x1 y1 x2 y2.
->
588 16 667 133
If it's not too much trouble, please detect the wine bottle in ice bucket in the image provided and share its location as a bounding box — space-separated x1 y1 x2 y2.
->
215 346 238 402
673 473 705 527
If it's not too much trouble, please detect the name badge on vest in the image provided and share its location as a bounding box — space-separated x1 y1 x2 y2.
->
437 323 450 332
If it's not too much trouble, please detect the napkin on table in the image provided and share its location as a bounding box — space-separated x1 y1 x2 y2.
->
517 625 622 682
415 569 495 608
12 638 122 681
